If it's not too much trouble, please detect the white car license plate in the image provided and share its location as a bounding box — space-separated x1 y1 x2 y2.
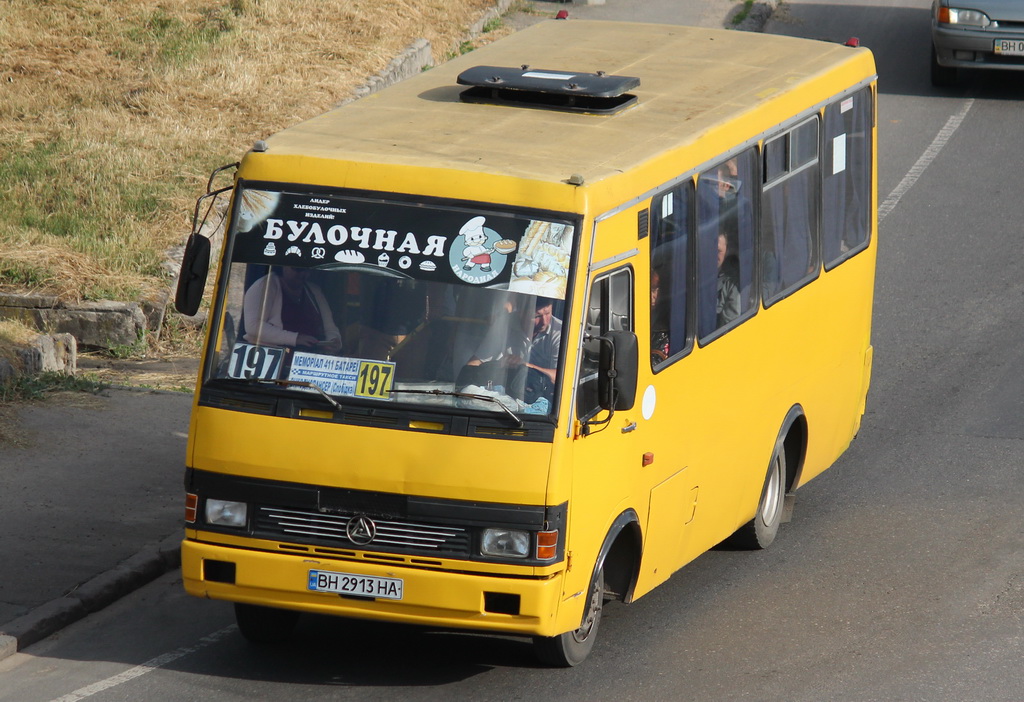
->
994 39 1024 56
308 569 403 600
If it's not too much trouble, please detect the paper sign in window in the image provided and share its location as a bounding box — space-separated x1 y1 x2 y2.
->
832 134 847 175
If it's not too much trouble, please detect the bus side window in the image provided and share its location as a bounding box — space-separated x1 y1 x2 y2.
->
823 86 873 268
696 148 758 342
761 118 820 303
650 181 692 368
577 267 633 420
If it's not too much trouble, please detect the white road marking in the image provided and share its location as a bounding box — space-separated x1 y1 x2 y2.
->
50 626 236 702
878 98 974 222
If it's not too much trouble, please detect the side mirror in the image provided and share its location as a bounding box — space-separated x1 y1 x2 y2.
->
598 330 638 411
174 233 211 316
173 163 238 316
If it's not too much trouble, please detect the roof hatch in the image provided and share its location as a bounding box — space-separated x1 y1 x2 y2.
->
457 65 640 115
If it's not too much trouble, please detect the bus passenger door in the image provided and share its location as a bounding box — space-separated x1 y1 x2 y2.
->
570 265 647 604
571 261 701 602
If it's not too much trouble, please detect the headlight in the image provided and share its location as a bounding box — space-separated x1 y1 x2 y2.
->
940 7 991 27
481 528 530 558
205 499 248 527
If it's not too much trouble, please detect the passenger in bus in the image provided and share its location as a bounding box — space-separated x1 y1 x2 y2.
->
717 232 740 327
457 296 561 403
242 266 343 352
525 297 562 385
715 158 741 210
650 268 670 362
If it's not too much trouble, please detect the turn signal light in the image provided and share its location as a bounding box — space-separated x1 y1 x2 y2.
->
185 493 198 523
537 530 558 560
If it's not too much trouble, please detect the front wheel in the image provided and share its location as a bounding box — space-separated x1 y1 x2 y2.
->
729 445 787 550
533 568 604 667
234 603 300 644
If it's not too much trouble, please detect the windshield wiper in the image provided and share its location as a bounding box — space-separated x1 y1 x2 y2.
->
389 388 524 428
224 377 343 411
220 379 523 427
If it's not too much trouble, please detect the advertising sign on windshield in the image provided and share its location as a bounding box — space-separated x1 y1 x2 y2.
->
230 186 575 300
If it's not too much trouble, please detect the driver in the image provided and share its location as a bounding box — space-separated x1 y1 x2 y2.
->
243 266 342 352
457 296 561 404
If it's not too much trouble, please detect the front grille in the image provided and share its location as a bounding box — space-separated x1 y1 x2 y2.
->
187 468 565 566
256 506 472 556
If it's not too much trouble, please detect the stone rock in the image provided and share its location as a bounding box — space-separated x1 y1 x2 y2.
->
173 309 208 330
0 334 77 383
49 302 146 350
0 300 147 351
30 334 77 373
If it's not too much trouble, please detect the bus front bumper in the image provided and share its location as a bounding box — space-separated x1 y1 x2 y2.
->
182 538 567 637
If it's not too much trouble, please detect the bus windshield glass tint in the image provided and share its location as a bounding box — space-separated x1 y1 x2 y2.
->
209 185 576 417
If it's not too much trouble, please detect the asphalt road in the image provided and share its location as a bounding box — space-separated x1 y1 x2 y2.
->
2 0 1023 700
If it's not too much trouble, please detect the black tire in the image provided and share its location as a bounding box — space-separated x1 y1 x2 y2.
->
533 568 604 667
234 603 300 644
931 45 957 88
729 445 786 550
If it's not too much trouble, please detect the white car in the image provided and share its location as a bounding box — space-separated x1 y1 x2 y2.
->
931 0 1024 86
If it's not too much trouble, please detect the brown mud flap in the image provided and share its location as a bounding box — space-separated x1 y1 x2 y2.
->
781 492 796 523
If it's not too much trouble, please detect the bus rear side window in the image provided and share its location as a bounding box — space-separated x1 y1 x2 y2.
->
761 118 820 302
823 87 873 268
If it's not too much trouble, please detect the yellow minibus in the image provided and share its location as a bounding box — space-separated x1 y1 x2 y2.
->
175 19 877 666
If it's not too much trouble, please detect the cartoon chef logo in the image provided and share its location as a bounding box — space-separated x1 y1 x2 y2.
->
461 217 493 272
449 216 517 285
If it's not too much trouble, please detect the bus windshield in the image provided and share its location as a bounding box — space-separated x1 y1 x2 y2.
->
207 184 577 417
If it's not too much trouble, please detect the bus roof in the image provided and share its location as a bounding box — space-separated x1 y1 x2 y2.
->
255 20 875 193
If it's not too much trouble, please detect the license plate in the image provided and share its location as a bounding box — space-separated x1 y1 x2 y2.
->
308 569 404 600
994 39 1024 56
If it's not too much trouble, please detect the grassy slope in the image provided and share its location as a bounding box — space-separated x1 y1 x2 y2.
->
0 0 525 365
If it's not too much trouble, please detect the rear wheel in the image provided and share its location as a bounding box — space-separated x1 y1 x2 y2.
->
533 568 604 667
234 603 300 644
931 45 957 87
729 446 786 549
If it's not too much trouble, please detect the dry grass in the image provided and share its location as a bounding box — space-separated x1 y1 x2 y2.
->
0 319 36 374
0 0 515 303
0 0 533 373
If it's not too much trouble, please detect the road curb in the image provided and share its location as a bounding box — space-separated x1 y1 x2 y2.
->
733 0 779 32
0 534 181 661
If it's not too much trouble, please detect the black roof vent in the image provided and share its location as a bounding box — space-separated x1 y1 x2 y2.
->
457 65 640 115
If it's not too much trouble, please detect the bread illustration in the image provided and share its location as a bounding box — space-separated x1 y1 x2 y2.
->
493 239 517 254
334 250 365 264
237 189 280 231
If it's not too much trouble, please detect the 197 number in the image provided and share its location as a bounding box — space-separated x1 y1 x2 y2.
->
356 361 394 399
227 343 284 380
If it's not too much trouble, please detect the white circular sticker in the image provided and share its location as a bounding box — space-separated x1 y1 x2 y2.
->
642 384 656 420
